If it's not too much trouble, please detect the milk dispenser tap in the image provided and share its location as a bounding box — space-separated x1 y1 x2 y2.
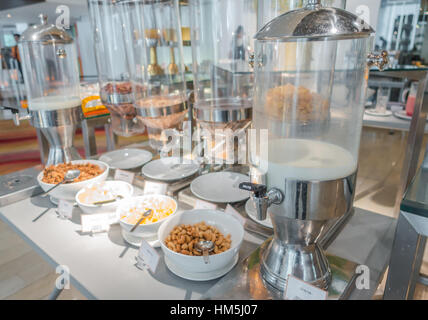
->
240 0 388 290
239 182 283 221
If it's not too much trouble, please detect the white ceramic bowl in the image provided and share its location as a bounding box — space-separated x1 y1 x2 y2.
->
118 195 178 245
158 209 244 274
75 181 134 214
37 160 109 203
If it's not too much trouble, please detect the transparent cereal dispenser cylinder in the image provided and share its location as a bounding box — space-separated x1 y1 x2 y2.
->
88 0 144 137
118 0 188 150
242 0 389 291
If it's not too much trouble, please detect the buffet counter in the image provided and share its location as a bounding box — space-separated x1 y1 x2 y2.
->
0 179 395 300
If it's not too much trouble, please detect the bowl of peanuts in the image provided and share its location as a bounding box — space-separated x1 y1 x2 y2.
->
158 209 244 279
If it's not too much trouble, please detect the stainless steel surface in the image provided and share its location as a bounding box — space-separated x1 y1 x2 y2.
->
40 169 80 197
203 207 395 300
245 172 357 290
29 106 83 166
194 99 252 123
100 92 133 105
40 126 81 165
202 239 356 300
136 99 187 118
238 182 283 221
254 1 374 42
270 172 356 221
20 14 73 44
30 106 82 128
384 211 428 299
0 166 42 207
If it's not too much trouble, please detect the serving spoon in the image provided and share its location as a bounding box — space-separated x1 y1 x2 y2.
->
195 240 214 264
130 209 152 233
40 169 80 197
92 195 124 206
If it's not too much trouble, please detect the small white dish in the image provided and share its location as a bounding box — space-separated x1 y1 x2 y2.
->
190 171 250 203
245 199 273 229
142 157 200 182
364 109 392 117
164 254 238 281
76 181 134 215
121 231 160 248
99 148 152 170
392 110 428 121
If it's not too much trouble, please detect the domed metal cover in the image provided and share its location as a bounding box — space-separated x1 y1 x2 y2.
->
255 4 374 42
20 14 73 44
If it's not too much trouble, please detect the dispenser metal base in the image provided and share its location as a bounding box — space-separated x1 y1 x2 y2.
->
202 238 358 300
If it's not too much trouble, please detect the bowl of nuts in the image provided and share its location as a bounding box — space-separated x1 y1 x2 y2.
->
158 209 244 280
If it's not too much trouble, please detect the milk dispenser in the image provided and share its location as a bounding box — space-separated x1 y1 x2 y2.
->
19 14 82 165
239 1 388 290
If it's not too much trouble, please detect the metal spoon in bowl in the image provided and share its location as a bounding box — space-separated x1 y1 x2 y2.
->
195 240 214 264
40 169 80 197
130 209 152 233
92 195 124 206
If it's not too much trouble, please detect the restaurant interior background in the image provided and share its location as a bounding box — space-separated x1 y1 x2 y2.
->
0 0 428 300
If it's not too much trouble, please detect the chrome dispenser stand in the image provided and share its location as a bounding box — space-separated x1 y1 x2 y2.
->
30 106 83 166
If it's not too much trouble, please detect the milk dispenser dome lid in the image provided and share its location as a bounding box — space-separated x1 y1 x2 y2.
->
254 0 375 42
20 14 73 44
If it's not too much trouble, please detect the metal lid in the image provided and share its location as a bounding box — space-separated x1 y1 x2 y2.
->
20 14 73 44
255 0 374 42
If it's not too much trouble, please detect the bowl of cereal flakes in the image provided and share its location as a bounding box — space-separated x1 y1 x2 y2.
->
158 209 244 280
37 160 109 204
118 195 178 246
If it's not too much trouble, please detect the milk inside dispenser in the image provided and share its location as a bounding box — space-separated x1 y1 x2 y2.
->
118 0 188 150
239 0 388 290
19 14 83 165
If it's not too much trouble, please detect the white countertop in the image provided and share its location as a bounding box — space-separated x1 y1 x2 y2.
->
0 185 396 300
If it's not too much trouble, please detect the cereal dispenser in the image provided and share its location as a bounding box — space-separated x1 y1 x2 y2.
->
19 14 83 165
189 0 256 163
239 0 388 290
118 0 188 150
88 0 144 136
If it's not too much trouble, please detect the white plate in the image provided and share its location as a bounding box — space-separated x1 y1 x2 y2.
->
364 109 392 117
190 172 250 203
99 149 152 170
142 157 200 181
392 110 428 121
121 230 161 248
164 254 239 281
245 199 273 229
